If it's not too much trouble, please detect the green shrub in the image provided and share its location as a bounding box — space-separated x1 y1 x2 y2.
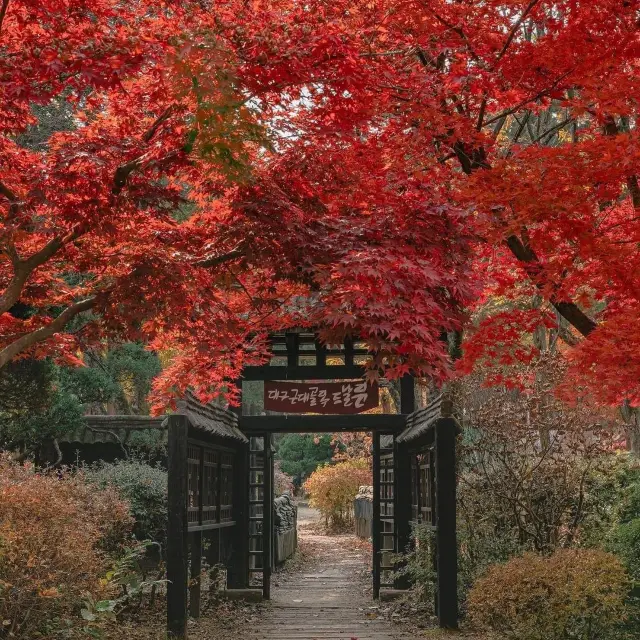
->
609 518 640 582
468 549 630 640
85 459 167 546
398 522 436 604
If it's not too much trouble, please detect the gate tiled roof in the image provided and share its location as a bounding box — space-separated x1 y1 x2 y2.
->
397 394 456 443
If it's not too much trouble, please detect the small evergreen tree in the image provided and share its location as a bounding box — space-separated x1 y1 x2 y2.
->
276 433 334 487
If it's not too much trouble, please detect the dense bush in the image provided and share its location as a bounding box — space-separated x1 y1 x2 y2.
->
84 459 167 546
0 456 132 638
304 459 370 527
468 549 629 640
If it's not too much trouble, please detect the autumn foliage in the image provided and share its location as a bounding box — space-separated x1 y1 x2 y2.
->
468 550 629 640
304 459 371 528
0 457 132 638
1 1 640 408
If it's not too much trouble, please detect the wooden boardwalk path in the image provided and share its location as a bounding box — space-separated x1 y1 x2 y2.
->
248 511 414 640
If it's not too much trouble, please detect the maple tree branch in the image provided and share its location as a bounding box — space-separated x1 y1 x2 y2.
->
505 235 597 337
496 0 540 61
483 72 572 128
0 296 96 369
141 105 175 143
195 248 245 268
360 48 412 58
0 225 85 315
530 117 573 144
477 97 487 130
0 0 10 37
112 154 149 195
556 323 579 347
0 179 16 204
603 115 640 209
453 134 598 338
0 179 21 219
423 6 486 68
112 149 182 196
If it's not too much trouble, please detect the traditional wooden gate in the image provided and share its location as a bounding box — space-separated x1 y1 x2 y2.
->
235 331 414 601
166 333 460 638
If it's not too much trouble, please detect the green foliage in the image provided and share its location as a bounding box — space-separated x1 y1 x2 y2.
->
82 541 166 624
0 343 161 456
84 459 168 546
276 433 334 485
398 522 437 604
468 549 630 640
64 342 161 414
0 360 84 451
610 519 640 582
59 364 119 406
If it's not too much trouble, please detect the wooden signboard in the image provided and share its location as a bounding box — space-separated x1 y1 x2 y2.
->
264 380 379 414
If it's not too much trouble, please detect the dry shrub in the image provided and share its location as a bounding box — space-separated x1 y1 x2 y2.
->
0 456 132 638
468 549 629 640
304 459 371 527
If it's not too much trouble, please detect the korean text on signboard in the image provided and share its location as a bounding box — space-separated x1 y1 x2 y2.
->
264 380 379 415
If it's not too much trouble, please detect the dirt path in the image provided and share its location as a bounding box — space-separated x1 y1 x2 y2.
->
247 505 415 640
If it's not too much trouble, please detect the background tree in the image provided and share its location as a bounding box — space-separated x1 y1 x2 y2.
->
275 433 334 488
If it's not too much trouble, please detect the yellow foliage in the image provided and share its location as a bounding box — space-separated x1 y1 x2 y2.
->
304 459 371 526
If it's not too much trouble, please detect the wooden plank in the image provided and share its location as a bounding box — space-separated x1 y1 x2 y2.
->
238 414 407 433
167 413 189 639
343 336 354 366
314 339 327 367
372 431 381 600
189 530 202 618
435 417 458 629
188 520 235 533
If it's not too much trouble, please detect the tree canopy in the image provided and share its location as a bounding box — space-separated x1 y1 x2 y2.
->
1 1 639 407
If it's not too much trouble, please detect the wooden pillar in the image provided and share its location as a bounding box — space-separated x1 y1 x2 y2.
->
286 332 299 367
394 439 412 589
435 417 458 629
315 338 327 367
167 412 189 639
189 531 202 618
399 374 415 415
344 336 354 367
395 374 415 589
372 431 381 599
263 433 273 600
228 443 249 588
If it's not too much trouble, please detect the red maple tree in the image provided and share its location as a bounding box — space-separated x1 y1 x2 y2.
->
2 1 639 406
